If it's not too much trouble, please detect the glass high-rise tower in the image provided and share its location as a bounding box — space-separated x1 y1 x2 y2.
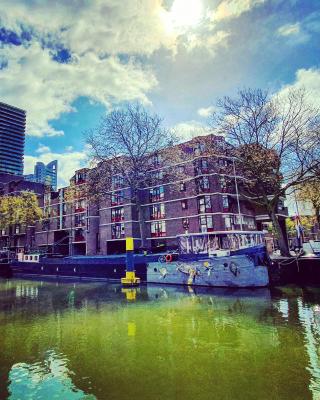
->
24 160 58 191
0 102 26 175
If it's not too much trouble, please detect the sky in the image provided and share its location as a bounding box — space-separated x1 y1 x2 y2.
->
0 0 319 188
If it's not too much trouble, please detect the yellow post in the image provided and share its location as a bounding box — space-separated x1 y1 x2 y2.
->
121 237 140 286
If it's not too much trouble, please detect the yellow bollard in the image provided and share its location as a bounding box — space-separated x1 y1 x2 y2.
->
121 237 140 286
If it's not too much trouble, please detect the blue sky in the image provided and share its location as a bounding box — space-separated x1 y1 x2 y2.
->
0 0 319 187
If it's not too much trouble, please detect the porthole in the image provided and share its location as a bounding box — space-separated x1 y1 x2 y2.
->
154 268 158 272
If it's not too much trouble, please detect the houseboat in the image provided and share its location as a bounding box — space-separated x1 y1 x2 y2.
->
10 231 270 287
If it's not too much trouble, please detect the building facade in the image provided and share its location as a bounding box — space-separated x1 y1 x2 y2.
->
29 135 288 256
24 160 58 191
0 102 26 175
0 174 45 252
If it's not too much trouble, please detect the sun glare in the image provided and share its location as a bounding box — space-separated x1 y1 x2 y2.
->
169 0 204 30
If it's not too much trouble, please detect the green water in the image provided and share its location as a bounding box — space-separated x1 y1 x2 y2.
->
1 280 320 400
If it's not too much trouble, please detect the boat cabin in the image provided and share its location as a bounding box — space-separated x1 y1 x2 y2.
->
178 231 265 256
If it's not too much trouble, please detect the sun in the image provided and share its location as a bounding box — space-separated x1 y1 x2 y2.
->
168 0 204 30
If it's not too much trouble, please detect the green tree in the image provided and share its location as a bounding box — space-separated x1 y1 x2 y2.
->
297 179 320 225
0 191 42 251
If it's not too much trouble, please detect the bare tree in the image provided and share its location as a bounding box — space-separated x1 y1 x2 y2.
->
86 103 180 249
211 88 320 256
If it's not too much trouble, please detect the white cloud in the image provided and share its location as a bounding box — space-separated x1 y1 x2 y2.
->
36 144 51 153
277 23 300 36
198 106 217 117
0 42 157 137
277 67 320 108
171 120 210 141
65 146 74 152
185 30 230 54
0 0 176 56
211 0 266 22
24 149 89 188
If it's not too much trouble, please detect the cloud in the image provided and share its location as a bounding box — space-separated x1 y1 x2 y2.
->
24 148 89 188
171 120 210 141
185 30 230 54
0 42 157 137
277 67 320 108
36 144 51 153
277 23 300 36
211 0 266 22
65 146 73 152
198 106 217 117
0 0 176 56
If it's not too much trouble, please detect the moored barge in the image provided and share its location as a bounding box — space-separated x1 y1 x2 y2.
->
10 231 270 287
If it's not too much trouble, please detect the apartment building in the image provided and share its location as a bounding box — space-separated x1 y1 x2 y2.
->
31 135 288 256
0 174 45 252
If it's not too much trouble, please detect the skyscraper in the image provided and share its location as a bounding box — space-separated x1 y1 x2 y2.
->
0 102 26 175
24 160 58 191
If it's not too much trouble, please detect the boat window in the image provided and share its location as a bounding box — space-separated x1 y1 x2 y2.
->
179 236 192 254
192 235 208 254
208 235 220 252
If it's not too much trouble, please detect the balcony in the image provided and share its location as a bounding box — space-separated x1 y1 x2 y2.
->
150 213 165 220
75 207 85 213
151 231 167 238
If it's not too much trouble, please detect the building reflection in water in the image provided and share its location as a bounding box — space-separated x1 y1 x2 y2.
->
2 280 320 399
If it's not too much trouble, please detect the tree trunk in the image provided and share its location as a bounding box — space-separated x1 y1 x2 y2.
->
269 209 290 257
136 200 146 249
315 206 320 226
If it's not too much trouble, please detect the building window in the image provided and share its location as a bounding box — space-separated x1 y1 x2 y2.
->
152 153 161 166
151 170 164 181
15 225 20 234
150 203 165 220
111 207 124 222
182 218 189 231
222 195 229 211
198 196 212 213
111 223 125 239
74 228 85 242
111 191 124 206
112 175 125 189
199 215 214 232
178 165 185 175
219 176 227 192
194 142 205 156
243 216 256 229
196 176 210 192
180 182 186 192
150 221 166 237
149 186 164 202
75 213 86 227
181 200 188 210
76 171 86 184
194 158 209 175
75 199 86 212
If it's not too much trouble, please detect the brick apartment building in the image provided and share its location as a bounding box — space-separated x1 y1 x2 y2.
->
0 173 45 252
30 134 288 256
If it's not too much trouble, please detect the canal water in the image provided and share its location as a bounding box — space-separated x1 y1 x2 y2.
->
1 280 320 400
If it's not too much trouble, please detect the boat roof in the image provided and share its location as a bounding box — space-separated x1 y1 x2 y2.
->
177 230 265 237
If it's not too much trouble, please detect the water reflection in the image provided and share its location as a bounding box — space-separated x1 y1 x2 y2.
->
8 350 96 399
1 279 320 399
